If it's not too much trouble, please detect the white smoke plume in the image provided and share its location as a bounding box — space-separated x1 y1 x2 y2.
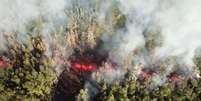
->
98 0 201 86
112 0 201 68
0 0 68 50
0 0 201 84
155 0 201 67
0 0 67 32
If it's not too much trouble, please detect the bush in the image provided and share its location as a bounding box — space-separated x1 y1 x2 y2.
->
0 37 57 101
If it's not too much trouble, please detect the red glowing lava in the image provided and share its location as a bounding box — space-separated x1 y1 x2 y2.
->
167 72 180 81
71 61 97 72
0 58 8 68
68 49 109 72
69 55 99 72
99 62 117 76
138 68 157 79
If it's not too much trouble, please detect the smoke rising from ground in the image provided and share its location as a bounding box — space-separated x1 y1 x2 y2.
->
0 0 201 84
0 0 68 50
114 0 201 68
0 0 67 32
155 0 201 66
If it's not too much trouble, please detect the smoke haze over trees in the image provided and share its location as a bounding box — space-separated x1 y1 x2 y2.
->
0 0 201 101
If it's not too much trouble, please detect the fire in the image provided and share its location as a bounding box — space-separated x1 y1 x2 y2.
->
71 62 97 72
167 72 181 81
138 68 182 82
69 55 98 72
70 57 117 72
68 49 108 72
138 68 157 79
100 62 117 76
0 58 8 68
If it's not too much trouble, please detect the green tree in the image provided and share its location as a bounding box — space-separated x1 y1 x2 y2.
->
104 91 115 101
0 37 57 101
76 89 89 101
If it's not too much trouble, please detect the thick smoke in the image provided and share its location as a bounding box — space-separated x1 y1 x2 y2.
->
115 0 159 57
112 0 201 68
1 0 201 85
0 0 67 32
155 0 201 67
0 0 68 50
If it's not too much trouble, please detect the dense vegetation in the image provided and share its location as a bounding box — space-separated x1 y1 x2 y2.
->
0 37 57 101
0 1 201 101
78 72 201 101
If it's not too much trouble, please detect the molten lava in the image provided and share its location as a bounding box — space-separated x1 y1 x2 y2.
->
138 68 157 79
167 72 180 81
71 61 97 72
68 48 109 72
0 58 8 68
69 55 100 72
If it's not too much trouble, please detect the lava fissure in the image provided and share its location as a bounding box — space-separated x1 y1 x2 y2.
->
0 57 9 68
138 68 183 82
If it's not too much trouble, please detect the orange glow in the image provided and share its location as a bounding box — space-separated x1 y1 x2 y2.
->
139 68 157 79
71 61 97 72
167 73 180 81
0 58 8 68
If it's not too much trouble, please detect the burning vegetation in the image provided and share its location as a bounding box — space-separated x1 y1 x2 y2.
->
138 68 183 82
0 58 7 68
52 47 110 101
167 72 181 82
138 68 158 79
68 49 108 72
0 1 201 101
